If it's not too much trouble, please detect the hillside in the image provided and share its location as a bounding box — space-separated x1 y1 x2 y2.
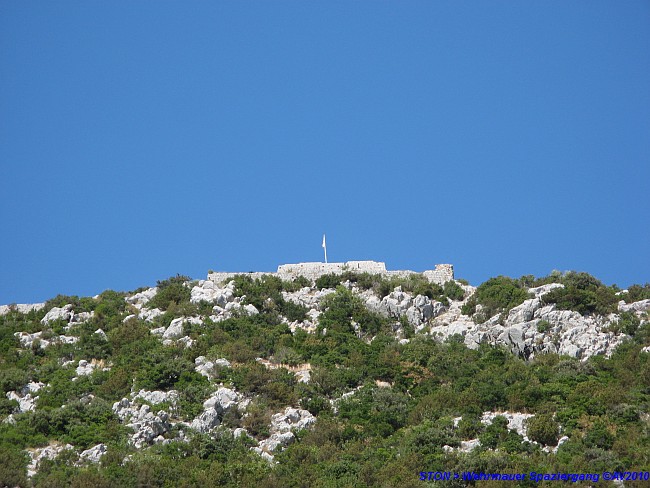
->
1 265 649 487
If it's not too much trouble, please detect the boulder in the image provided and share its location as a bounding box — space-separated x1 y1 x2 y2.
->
505 298 541 326
619 299 650 313
41 304 74 325
528 283 564 298
132 389 179 405
27 443 73 477
79 443 107 464
138 308 163 322
76 360 95 377
125 287 158 308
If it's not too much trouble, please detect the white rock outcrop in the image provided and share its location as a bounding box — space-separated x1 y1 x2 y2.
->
0 303 45 315
282 287 335 310
253 407 316 461
132 389 179 405
138 307 164 322
619 299 650 314
41 304 74 325
481 411 535 441
194 356 231 380
112 398 173 449
126 287 158 309
191 280 236 305
15 331 79 349
188 387 241 433
430 298 627 361
364 287 446 332
79 443 107 464
162 316 202 340
6 382 44 413
27 443 73 477
529 283 564 298
75 360 95 377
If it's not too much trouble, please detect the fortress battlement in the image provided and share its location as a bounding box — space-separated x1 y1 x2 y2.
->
207 261 454 285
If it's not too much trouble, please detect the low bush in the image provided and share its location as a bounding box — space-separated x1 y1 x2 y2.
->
461 276 529 320
623 283 650 303
526 413 560 446
542 272 618 316
147 274 192 311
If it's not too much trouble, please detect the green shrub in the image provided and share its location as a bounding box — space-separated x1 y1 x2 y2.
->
282 276 311 292
0 446 28 488
542 272 618 316
147 274 192 311
44 294 97 313
584 421 614 450
319 287 388 337
623 283 650 303
443 280 465 301
462 276 529 320
0 368 28 394
607 312 640 337
233 274 309 321
315 273 344 290
526 413 559 446
479 416 509 449
536 320 552 333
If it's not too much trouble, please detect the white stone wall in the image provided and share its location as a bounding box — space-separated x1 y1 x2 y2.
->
208 261 454 285
277 261 387 281
423 264 455 285
207 272 270 285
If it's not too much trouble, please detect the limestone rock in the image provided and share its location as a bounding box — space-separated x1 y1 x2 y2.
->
112 398 173 449
430 300 627 361
125 287 158 308
191 280 236 305
162 318 185 339
151 326 166 337
505 298 541 326
481 411 535 441
0 303 45 316
162 316 202 340
252 407 316 461
27 443 73 477
132 389 179 405
528 283 564 298
6 381 44 413
194 356 231 380
282 287 335 310
295 369 311 383
459 438 481 452
619 299 650 313
75 360 95 377
364 287 446 331
270 407 315 434
138 308 163 322
15 331 49 349
188 387 241 433
41 304 74 325
79 443 107 464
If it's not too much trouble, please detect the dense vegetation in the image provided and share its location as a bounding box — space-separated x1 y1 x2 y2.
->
0 271 648 487
462 271 628 323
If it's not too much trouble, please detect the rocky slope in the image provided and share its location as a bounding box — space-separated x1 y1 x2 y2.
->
1 270 649 483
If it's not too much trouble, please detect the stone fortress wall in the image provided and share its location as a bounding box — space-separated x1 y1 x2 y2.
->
208 261 454 286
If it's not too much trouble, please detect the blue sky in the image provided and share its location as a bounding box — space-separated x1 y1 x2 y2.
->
1 1 649 303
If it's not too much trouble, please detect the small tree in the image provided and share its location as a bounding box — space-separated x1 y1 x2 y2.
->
526 413 559 446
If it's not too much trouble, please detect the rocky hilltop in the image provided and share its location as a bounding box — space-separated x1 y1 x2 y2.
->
1 263 648 486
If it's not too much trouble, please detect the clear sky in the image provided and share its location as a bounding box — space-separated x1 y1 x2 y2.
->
1 1 649 304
